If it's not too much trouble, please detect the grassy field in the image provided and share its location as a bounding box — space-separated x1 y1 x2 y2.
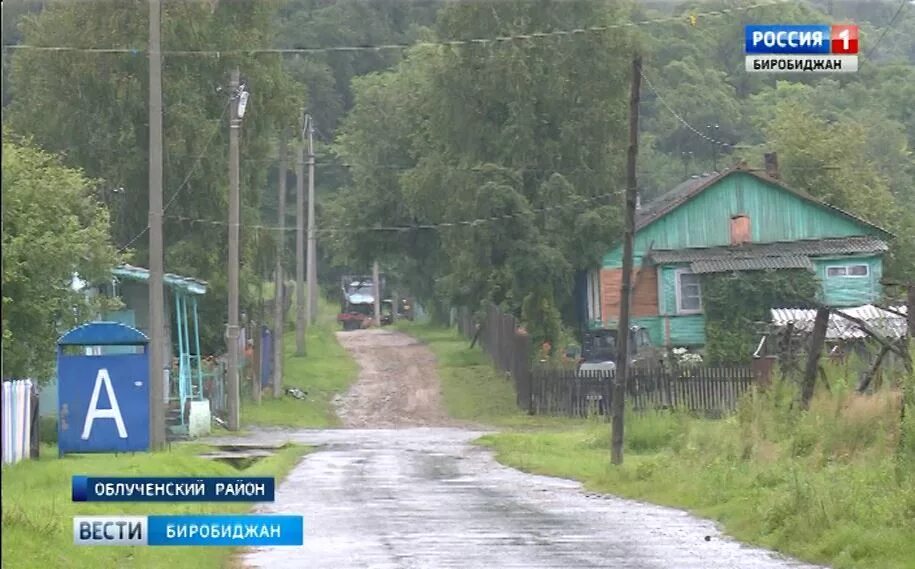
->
241 298 358 428
1 442 306 569
394 320 581 430
479 381 915 569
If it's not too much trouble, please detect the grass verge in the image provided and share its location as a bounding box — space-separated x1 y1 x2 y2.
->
394 320 581 429
241 298 358 428
479 381 915 569
1 442 307 569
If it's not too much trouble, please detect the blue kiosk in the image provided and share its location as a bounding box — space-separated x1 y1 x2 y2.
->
56 321 150 456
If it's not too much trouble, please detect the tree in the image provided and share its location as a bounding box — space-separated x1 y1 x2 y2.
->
2 135 121 381
330 0 633 341
6 0 304 352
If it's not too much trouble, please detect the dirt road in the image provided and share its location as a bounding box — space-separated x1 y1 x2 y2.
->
223 328 826 569
333 329 456 428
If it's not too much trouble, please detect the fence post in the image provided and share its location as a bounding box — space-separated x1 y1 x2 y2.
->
30 387 39 459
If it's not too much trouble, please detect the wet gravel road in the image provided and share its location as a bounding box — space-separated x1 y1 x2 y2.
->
222 428 825 569
212 329 825 568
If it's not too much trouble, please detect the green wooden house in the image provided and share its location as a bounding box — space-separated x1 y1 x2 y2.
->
583 163 892 349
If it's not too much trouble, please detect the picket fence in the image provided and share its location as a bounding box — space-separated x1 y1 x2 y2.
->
2 379 38 465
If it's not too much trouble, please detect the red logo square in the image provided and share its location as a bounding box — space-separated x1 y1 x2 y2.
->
831 25 858 54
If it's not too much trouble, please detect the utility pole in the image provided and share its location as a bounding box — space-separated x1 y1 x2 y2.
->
801 307 830 409
306 117 317 324
147 0 166 450
226 69 242 431
612 54 641 466
295 116 307 356
373 261 381 326
273 129 288 398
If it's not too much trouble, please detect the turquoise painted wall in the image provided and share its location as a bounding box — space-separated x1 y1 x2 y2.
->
596 266 706 347
813 255 882 307
603 172 883 267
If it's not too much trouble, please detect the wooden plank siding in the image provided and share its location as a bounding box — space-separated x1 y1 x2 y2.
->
600 265 659 322
603 172 886 267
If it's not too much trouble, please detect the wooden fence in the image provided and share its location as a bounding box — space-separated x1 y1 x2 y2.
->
531 365 757 417
456 305 533 411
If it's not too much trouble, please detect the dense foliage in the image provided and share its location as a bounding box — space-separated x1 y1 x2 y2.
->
5 0 304 352
1 136 121 380
701 270 820 364
2 0 913 365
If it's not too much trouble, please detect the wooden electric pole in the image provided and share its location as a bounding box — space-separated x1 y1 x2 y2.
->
226 69 241 431
306 117 317 325
295 116 307 356
147 0 166 449
273 129 287 398
373 261 381 326
802 307 830 409
612 54 642 466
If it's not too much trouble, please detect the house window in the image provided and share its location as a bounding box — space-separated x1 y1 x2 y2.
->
826 264 869 278
676 270 702 314
730 214 751 246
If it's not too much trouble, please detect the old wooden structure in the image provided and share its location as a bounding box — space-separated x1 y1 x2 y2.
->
582 162 892 349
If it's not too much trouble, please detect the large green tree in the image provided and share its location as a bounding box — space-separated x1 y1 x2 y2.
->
2 135 121 380
330 0 635 342
6 0 304 352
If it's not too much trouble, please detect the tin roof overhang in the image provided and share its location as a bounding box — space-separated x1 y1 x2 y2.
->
648 236 887 274
112 264 208 295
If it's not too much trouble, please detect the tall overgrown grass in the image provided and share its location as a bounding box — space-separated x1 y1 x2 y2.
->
480 350 915 569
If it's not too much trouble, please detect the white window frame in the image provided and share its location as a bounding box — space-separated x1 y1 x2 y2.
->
825 263 869 279
675 269 703 315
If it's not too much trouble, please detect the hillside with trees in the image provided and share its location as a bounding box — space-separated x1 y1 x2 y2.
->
2 0 912 358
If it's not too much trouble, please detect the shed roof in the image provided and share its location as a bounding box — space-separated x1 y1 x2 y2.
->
636 165 892 237
690 255 813 274
113 264 208 295
651 236 889 262
770 305 907 339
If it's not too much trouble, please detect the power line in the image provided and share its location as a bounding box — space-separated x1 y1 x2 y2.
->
639 67 743 150
865 0 909 60
2 1 790 57
117 102 230 252
163 190 621 236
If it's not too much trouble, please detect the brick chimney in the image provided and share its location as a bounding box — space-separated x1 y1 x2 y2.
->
764 152 780 180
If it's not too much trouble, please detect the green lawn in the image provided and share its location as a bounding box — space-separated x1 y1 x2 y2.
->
1 442 307 569
240 298 358 428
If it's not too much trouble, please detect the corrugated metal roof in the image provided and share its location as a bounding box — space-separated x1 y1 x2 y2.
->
690 255 813 274
113 264 208 295
649 236 887 265
770 305 908 339
635 165 892 237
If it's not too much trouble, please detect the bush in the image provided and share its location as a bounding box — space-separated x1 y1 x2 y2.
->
625 410 683 452
38 416 57 444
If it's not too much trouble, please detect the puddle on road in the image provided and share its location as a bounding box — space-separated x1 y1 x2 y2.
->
198 444 284 470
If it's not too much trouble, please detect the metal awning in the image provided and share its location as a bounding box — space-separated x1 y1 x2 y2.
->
112 264 208 295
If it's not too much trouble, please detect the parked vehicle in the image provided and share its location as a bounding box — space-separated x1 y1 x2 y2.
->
578 325 661 375
338 275 381 331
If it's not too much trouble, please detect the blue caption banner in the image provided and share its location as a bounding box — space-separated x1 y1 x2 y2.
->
745 25 831 54
72 476 275 502
73 515 304 546
147 515 304 546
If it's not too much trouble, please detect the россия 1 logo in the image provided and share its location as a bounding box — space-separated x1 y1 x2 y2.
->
745 24 859 73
